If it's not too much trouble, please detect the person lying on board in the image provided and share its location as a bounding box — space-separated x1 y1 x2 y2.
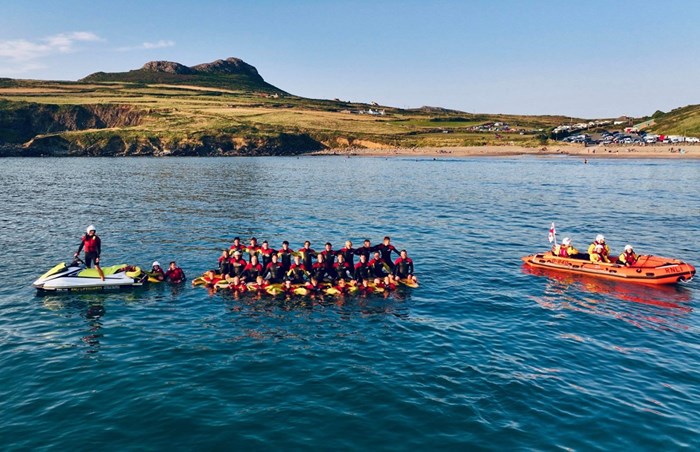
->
225 275 248 293
249 275 270 293
305 277 326 295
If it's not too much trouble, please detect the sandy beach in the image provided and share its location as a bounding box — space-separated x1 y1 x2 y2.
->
314 144 700 159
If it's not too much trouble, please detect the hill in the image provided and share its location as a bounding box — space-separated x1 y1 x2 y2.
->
0 56 585 156
80 57 285 93
647 105 700 136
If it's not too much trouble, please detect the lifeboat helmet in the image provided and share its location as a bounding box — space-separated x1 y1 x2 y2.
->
594 244 604 253
624 245 633 252
152 261 161 268
596 234 605 243
562 237 571 246
86 225 96 233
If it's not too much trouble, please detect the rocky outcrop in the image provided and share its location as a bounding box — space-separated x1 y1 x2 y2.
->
4 132 325 157
192 57 261 79
0 101 143 144
141 61 195 74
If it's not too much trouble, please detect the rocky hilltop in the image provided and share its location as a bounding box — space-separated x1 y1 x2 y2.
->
81 57 282 93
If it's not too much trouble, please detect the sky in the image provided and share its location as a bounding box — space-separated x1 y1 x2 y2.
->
1 0 699 118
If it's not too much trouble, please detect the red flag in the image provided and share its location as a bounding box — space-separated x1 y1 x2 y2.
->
548 223 556 243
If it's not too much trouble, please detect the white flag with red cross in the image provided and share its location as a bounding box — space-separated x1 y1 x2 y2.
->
548 223 556 244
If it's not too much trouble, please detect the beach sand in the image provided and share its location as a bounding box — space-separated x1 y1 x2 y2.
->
313 144 700 159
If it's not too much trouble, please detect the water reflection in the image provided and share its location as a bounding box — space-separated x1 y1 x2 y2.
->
523 265 693 331
40 294 107 354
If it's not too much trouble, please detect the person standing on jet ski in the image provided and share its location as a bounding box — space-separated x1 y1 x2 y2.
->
75 225 103 274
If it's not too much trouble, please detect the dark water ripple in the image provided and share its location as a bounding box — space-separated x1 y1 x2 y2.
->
0 156 698 450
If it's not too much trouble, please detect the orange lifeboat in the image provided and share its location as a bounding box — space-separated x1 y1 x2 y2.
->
521 252 695 285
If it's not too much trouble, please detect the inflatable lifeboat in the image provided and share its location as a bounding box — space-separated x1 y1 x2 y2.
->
522 252 695 285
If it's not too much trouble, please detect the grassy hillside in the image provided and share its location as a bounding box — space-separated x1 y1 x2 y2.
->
0 60 584 156
647 105 700 136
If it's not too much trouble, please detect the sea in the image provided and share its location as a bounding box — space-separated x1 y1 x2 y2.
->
0 156 698 450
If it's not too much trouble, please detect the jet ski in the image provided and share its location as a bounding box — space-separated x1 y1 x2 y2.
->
33 260 146 292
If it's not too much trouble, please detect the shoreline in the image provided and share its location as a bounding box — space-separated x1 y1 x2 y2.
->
312 144 700 159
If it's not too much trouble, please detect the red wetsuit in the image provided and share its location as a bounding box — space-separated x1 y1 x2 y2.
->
277 248 293 271
287 264 307 283
338 247 356 267
243 263 263 281
298 247 316 272
368 258 389 278
334 262 353 281
393 257 414 278
164 267 186 283
259 247 277 268
354 261 371 282
376 244 399 269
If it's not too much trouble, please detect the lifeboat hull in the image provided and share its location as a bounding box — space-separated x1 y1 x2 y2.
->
522 252 695 285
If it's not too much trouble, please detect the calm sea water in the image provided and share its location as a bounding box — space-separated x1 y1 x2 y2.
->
0 156 698 450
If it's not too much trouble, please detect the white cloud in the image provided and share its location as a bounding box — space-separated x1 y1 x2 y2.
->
0 31 102 61
116 40 175 52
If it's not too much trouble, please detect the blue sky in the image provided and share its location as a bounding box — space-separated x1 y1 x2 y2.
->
1 0 699 118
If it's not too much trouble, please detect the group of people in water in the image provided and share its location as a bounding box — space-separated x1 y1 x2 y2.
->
551 234 639 266
72 226 417 296
194 236 418 295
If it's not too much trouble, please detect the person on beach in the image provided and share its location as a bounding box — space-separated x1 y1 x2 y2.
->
392 250 417 283
75 225 103 278
552 237 578 257
587 235 611 261
165 261 186 283
618 245 638 267
298 240 316 272
149 261 165 282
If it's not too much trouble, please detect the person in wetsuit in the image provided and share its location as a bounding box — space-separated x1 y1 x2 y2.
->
368 251 390 278
376 236 400 270
218 249 232 276
164 261 186 283
277 241 293 272
298 241 316 272
392 250 417 283
242 255 263 282
259 241 277 269
355 239 376 262
333 253 354 282
264 253 285 283
229 250 247 278
338 240 356 268
353 254 371 283
287 255 308 284
321 242 337 280
75 224 102 269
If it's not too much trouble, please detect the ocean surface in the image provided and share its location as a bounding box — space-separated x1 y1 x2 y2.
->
0 156 698 450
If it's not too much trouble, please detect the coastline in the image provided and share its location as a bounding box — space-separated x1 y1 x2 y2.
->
312 144 700 159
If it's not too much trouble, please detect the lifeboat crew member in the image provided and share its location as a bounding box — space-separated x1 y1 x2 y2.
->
75 224 102 269
321 242 337 279
298 241 316 272
618 245 638 267
588 234 611 261
338 240 357 268
149 261 165 281
280 279 296 297
226 275 248 294
553 237 578 257
246 237 261 257
392 250 417 283
311 253 329 282
165 261 186 283
590 244 610 263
